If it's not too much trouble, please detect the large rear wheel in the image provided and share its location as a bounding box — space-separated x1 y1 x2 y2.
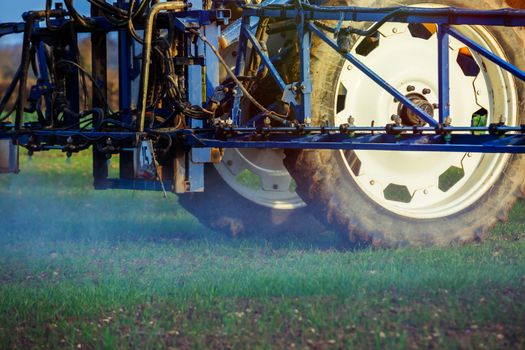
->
284 0 525 247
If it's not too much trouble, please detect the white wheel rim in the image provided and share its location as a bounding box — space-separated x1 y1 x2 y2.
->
214 44 306 210
215 149 305 209
334 5 518 219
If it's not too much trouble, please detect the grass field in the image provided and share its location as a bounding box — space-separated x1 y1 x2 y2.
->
1 150 525 349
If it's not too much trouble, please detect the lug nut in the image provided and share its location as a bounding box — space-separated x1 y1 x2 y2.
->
407 85 416 92
422 88 431 95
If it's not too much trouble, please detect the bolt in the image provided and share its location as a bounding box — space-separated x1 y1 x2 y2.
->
391 114 401 124
305 117 312 125
407 85 416 92
347 116 355 125
476 90 481 96
392 27 398 33
264 117 271 126
422 88 431 95
423 189 429 195
370 180 375 186
347 65 353 71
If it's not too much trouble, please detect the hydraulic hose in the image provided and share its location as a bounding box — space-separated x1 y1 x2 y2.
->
137 1 186 132
16 10 65 128
64 0 96 28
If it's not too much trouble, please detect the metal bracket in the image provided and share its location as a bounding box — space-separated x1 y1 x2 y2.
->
0 139 19 174
231 86 243 125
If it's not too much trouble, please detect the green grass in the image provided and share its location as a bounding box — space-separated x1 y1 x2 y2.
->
0 151 525 349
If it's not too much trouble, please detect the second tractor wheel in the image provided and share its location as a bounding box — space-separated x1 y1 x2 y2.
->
178 164 324 237
284 0 525 247
178 38 324 238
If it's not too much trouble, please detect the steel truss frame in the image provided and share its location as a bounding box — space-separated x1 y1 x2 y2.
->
1 1 525 191
223 2 525 153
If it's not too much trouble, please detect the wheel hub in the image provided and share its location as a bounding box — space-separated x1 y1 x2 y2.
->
397 92 434 126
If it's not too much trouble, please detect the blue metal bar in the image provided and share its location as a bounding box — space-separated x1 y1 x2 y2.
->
24 130 135 139
185 133 525 153
241 22 287 91
231 16 251 125
234 16 250 78
242 6 525 26
204 23 220 102
307 21 439 127
298 5 312 123
437 25 450 124
445 26 525 82
0 22 25 38
187 0 205 193
117 0 134 181
36 42 52 124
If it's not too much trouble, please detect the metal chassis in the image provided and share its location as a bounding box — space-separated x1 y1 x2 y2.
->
2 2 525 191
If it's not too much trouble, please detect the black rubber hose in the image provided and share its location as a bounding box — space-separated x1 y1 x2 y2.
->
64 0 96 28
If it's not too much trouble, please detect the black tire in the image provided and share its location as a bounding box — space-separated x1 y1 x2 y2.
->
284 0 525 247
178 165 324 236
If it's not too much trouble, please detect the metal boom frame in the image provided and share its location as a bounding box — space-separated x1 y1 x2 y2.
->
1 1 525 192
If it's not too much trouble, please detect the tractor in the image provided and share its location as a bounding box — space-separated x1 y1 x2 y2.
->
1 0 525 247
